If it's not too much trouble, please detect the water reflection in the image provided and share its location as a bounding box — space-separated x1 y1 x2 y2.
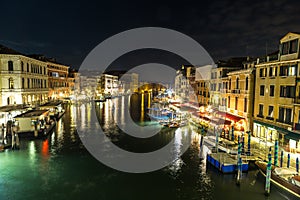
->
0 97 292 200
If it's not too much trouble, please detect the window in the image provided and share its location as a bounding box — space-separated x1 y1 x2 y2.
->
290 39 298 54
21 61 24 71
27 78 30 88
260 85 265 96
8 78 14 89
278 107 292 124
280 86 295 98
8 61 13 71
278 107 284 122
268 106 274 118
281 39 299 55
244 98 247 112
270 85 275 97
235 97 238 110
258 104 264 117
280 65 289 76
269 66 277 77
259 68 264 77
236 78 239 89
245 77 249 90
289 65 296 76
27 63 29 72
22 78 24 89
228 96 230 108
286 108 292 124
229 79 231 90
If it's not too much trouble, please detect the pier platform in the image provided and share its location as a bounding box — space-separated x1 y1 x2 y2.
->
207 152 249 173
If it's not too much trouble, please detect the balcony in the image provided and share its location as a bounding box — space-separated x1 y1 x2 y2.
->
276 119 292 125
256 114 264 118
231 89 240 94
266 116 274 121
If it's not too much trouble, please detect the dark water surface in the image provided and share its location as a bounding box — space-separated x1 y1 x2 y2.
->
0 95 293 200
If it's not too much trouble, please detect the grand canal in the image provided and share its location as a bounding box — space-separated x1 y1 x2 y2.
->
0 95 293 200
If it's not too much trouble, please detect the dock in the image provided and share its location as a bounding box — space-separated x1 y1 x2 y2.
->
207 152 249 173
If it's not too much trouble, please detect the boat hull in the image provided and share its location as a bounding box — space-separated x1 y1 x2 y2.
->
255 161 300 198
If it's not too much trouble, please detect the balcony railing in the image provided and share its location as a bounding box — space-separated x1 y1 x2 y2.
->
276 119 292 125
231 89 240 94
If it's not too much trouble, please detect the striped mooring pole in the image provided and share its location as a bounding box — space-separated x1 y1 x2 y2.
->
236 137 242 185
280 151 284 168
274 140 278 167
241 133 245 154
296 157 299 173
287 153 290 168
265 153 272 196
247 131 251 156
215 127 218 153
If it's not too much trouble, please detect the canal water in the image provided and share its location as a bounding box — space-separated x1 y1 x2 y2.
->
0 95 294 200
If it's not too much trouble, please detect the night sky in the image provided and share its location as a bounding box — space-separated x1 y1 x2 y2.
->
1 0 300 69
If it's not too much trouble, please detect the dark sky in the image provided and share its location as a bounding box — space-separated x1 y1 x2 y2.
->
1 0 300 69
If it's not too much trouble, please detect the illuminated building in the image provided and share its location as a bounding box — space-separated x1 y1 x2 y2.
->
0 46 48 106
253 32 300 150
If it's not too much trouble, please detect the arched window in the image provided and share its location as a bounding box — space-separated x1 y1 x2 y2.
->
8 61 13 71
236 77 239 89
245 77 249 90
9 78 14 89
21 61 24 71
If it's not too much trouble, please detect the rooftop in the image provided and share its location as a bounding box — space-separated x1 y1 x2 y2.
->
0 44 22 55
14 110 48 118
0 104 29 112
40 101 63 107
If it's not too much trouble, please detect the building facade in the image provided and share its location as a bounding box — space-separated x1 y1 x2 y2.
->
253 32 300 151
0 53 48 106
47 61 70 100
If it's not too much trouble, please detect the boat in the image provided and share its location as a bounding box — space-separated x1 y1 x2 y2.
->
203 136 238 154
207 152 249 173
255 161 300 198
168 122 179 128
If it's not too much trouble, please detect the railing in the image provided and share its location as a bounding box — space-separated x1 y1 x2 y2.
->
231 89 240 94
1 88 49 92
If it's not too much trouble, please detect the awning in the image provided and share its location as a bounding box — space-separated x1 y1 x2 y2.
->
215 111 244 122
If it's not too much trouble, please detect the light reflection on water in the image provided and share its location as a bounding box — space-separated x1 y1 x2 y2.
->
0 95 293 200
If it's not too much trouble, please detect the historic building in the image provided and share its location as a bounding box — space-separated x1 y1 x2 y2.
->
0 46 48 106
253 32 300 150
174 65 196 102
98 74 119 96
47 60 70 100
226 58 256 132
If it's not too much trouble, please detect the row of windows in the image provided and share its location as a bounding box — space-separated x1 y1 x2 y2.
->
49 82 69 88
227 97 248 112
8 78 47 89
259 65 297 77
258 105 292 125
259 85 295 98
281 39 298 55
7 61 47 75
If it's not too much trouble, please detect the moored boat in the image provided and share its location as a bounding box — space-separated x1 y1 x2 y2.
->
255 161 300 198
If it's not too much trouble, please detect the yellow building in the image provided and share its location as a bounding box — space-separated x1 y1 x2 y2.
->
226 59 256 132
253 32 300 150
0 47 48 106
47 61 70 100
